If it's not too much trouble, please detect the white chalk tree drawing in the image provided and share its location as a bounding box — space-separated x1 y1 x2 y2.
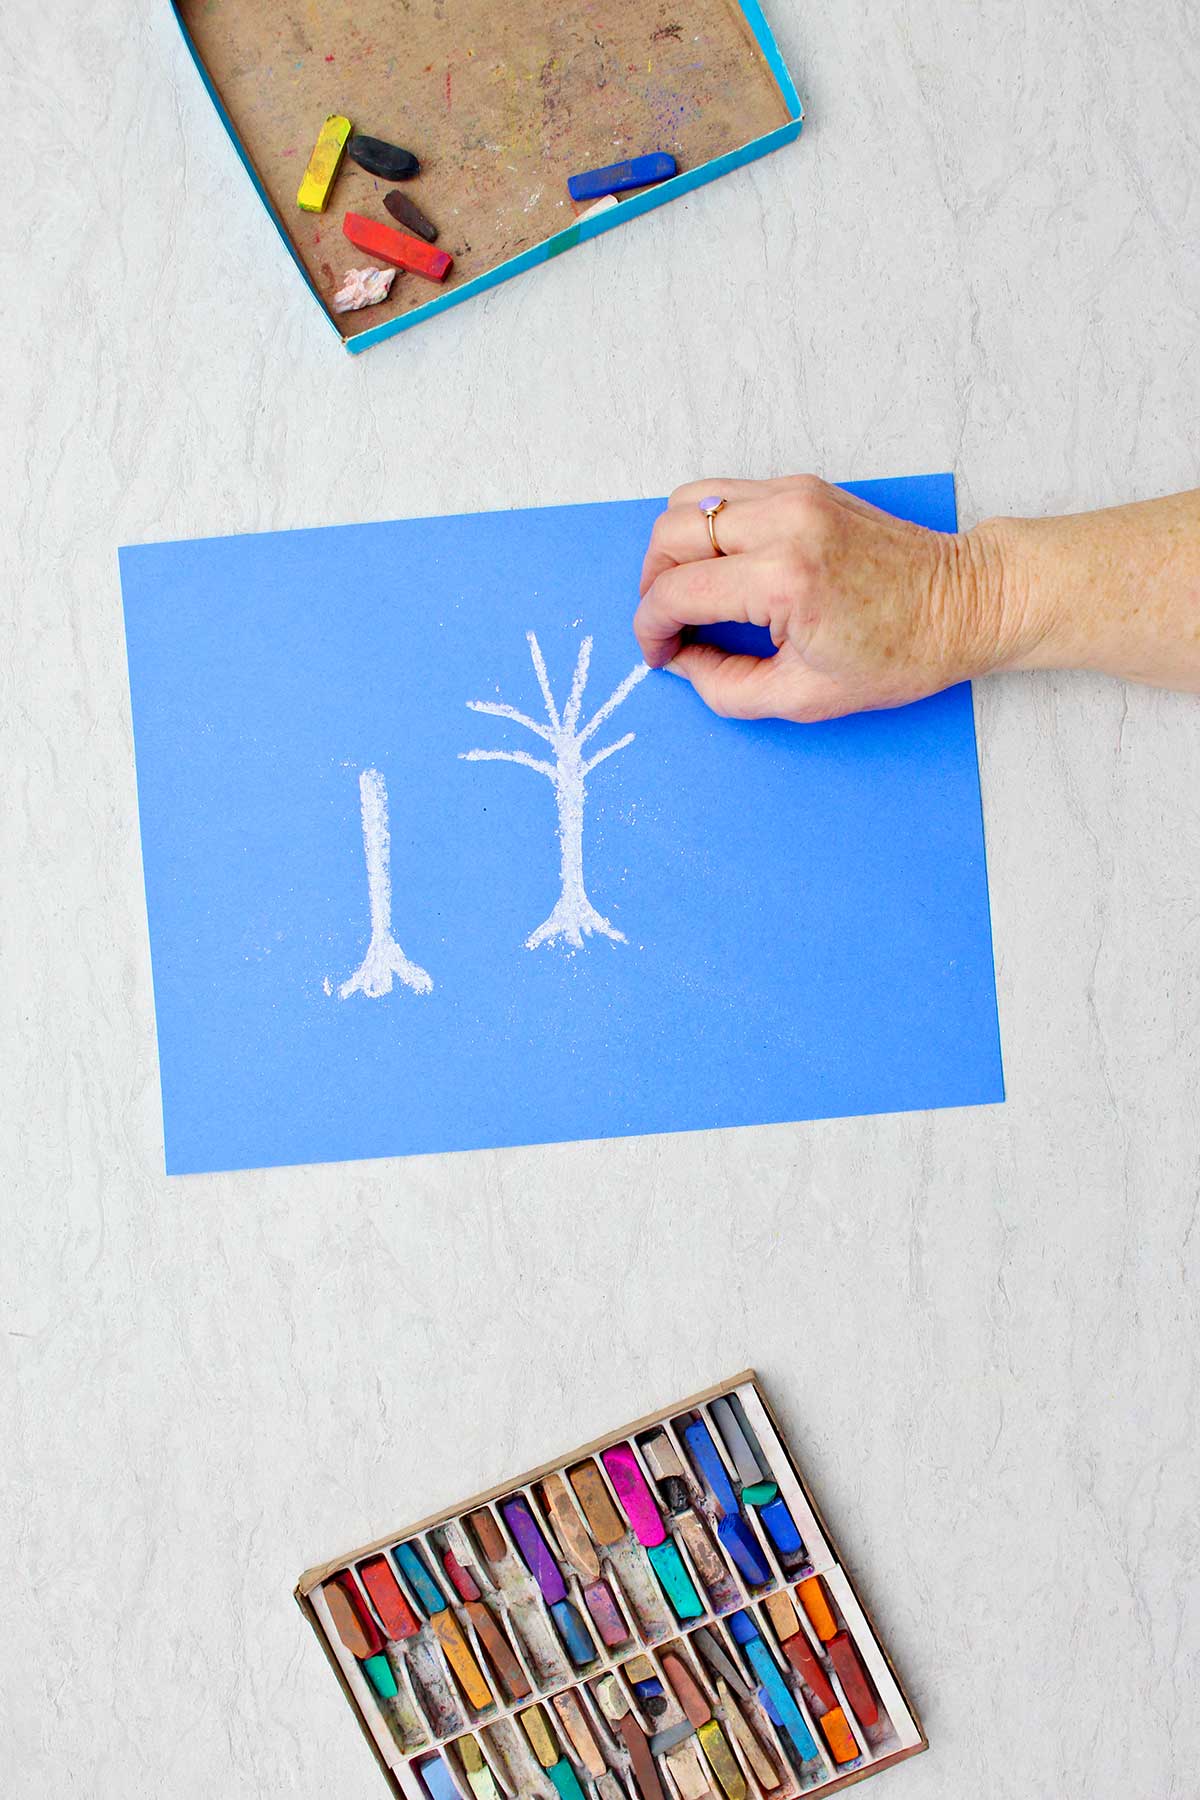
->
462 633 649 949
336 768 433 997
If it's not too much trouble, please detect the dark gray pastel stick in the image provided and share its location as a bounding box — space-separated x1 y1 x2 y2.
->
348 135 420 180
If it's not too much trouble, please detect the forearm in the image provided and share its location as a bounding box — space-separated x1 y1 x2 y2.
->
973 489 1200 690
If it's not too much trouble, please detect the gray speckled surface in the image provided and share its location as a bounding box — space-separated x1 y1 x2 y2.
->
3 2 1199 1796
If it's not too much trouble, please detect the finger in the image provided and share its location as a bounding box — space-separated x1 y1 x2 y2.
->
639 494 792 596
666 478 775 510
665 642 852 723
633 555 764 666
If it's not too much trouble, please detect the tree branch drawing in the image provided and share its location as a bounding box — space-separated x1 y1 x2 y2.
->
462 633 650 949
336 768 433 997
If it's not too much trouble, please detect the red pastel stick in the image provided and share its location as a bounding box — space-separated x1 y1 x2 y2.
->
780 1630 837 1714
358 1555 420 1640
343 211 453 281
827 1632 879 1727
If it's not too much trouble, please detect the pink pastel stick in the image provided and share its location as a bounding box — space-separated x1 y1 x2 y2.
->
601 1444 666 1548
584 1579 630 1647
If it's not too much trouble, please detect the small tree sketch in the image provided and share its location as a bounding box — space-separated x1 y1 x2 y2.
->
336 768 433 997
462 633 649 949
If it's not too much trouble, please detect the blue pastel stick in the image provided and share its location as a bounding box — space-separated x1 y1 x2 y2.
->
683 1421 739 1516
393 1541 446 1617
550 1597 596 1666
419 1756 462 1800
757 1683 783 1727
728 1614 818 1763
567 152 676 201
728 1611 758 1645
759 1496 804 1557
717 1514 772 1586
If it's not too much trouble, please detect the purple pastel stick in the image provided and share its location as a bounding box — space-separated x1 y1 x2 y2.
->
600 1444 666 1548
501 1497 567 1604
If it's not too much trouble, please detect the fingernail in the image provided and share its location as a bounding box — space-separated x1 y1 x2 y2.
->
663 659 685 677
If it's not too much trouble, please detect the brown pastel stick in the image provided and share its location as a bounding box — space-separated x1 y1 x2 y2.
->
796 1577 837 1643
819 1706 859 1766
552 1691 607 1776
432 1608 494 1711
542 1473 602 1581
715 1682 779 1790
469 1509 509 1565
675 1512 730 1597
827 1632 879 1727
464 1600 531 1700
618 1711 668 1800
383 189 440 242
661 1651 711 1728
763 1592 799 1644
323 1572 384 1659
569 1461 625 1545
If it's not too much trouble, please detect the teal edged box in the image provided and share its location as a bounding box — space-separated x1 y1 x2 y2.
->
170 1 803 354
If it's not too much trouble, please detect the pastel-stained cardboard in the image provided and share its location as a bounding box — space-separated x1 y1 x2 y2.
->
118 475 1003 1177
171 0 802 349
295 1372 928 1800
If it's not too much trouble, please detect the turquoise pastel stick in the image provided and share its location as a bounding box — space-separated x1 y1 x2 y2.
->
393 1541 446 1617
743 1637 818 1762
646 1538 703 1620
362 1651 398 1698
548 1760 587 1800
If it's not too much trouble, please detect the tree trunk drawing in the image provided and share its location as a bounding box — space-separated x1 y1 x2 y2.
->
462 633 649 950
336 767 433 997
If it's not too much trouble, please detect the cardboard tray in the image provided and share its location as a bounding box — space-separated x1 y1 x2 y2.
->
172 1 803 351
297 1371 926 1798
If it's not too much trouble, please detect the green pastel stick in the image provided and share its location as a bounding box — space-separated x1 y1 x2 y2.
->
363 1652 398 1698
548 1760 587 1800
646 1538 703 1620
741 1482 779 1507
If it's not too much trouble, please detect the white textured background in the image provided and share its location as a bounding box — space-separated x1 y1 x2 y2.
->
3 1 1199 1796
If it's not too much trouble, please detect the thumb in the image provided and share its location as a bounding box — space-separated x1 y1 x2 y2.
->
664 641 848 723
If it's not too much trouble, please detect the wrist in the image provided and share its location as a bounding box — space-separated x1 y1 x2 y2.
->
959 515 1066 674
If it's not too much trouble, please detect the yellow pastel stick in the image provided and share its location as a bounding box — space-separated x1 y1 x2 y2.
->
432 1608 494 1711
698 1721 746 1800
297 114 351 212
458 1735 502 1800
519 1703 559 1768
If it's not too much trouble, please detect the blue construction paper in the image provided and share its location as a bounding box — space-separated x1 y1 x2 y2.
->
119 474 1003 1175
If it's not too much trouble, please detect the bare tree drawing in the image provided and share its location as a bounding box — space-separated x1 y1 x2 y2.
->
336 768 433 997
462 633 649 949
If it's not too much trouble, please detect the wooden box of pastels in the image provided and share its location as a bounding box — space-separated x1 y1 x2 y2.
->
295 1374 925 1798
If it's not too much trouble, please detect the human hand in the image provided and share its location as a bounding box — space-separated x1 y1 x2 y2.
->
633 475 1011 721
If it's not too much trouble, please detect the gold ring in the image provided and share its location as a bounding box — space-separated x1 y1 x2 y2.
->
698 495 727 556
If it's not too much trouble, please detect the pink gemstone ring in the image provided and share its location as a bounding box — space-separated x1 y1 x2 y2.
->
698 495 727 556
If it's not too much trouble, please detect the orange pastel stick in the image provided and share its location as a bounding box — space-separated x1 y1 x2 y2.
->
819 1706 859 1765
796 1576 837 1642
